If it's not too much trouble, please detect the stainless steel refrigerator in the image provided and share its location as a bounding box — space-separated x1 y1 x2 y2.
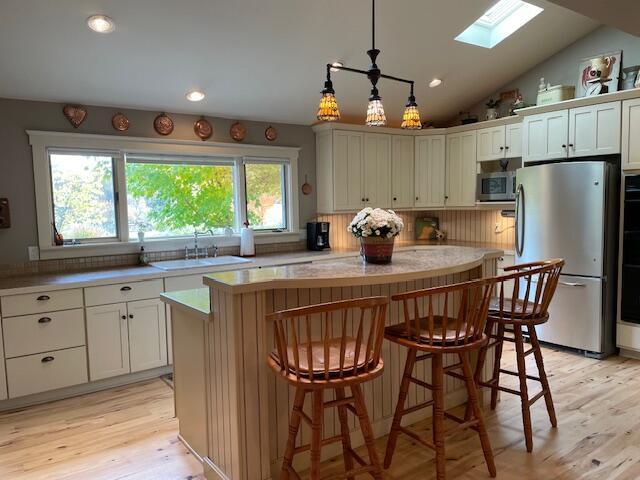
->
515 159 619 357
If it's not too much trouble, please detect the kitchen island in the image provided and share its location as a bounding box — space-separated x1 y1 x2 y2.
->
163 245 502 480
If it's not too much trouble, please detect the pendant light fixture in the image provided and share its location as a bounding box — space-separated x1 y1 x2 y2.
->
316 0 421 129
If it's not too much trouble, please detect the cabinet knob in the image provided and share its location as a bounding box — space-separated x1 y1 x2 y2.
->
393 197 397 201
505 146 510 150
445 195 449 199
121 315 126 320
38 317 52 324
500 146 504 150
562 144 567 148
129 314 134 319
416 196 419 201
365 198 369 202
36 295 50 301
120 286 132 292
41 356 55 363
569 143 574 148
361 198 365 202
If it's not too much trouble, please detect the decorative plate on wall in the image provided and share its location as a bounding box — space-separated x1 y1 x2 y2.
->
194 117 213 140
265 125 278 141
63 105 87 128
229 121 246 142
111 112 130 132
154 113 174 136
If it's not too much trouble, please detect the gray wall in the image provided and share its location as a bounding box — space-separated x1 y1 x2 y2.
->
466 26 640 120
0 98 316 264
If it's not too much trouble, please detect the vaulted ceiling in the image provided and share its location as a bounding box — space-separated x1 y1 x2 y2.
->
0 0 598 126
547 0 640 37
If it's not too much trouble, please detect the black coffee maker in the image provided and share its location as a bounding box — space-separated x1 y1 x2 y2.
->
307 222 331 251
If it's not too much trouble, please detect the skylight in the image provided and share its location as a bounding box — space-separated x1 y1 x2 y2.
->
455 0 543 49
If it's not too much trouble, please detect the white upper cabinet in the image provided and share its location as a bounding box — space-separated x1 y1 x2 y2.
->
569 102 621 157
414 135 446 208
363 133 392 208
446 131 477 207
333 131 365 211
623 98 640 171
391 136 415 209
522 110 569 162
505 123 522 158
477 126 506 162
128 298 167 373
86 303 130 381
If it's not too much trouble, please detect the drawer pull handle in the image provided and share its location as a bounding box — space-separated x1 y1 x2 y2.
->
121 315 127 320
37 295 50 301
129 314 134 319
41 356 55 363
38 317 52 324
120 286 132 291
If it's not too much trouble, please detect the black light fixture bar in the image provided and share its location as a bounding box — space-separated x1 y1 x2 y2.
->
327 63 414 86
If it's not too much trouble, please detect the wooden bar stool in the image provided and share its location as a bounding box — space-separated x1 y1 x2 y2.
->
472 258 564 453
266 297 388 480
383 277 498 480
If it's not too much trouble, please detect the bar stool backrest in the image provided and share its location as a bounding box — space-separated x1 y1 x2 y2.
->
494 258 565 322
266 296 388 382
391 277 497 347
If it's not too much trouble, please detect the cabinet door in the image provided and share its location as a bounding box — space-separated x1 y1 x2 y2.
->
569 102 621 157
128 298 168 372
522 110 568 162
0 319 7 400
363 133 392 208
446 131 477 207
415 135 446 208
505 123 522 158
623 98 640 171
86 303 130 380
477 126 505 162
333 131 364 211
391 136 415 209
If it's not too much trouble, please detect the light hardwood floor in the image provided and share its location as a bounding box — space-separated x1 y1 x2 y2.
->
1 344 640 479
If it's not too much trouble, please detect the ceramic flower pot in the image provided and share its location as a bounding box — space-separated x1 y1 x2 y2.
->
360 236 395 264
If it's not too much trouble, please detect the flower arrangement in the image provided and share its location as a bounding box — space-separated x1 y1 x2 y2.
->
348 208 404 239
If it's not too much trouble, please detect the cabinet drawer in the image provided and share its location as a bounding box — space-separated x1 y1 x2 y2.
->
6 346 88 398
3 309 86 358
85 279 163 306
1 289 83 317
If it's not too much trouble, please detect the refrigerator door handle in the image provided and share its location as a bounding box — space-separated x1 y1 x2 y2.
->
515 183 525 257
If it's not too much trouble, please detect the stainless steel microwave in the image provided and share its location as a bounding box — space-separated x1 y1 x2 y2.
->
477 171 516 202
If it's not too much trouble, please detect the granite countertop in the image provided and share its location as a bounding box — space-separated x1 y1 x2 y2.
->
204 245 502 294
0 240 509 296
161 288 209 318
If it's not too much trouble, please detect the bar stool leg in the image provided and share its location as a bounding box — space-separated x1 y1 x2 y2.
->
384 348 417 468
432 353 446 480
335 387 355 480
513 324 534 453
460 352 497 478
490 323 506 410
310 390 324 480
281 388 306 480
528 325 558 428
352 384 383 479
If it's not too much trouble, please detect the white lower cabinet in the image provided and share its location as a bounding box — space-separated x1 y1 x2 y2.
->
6 346 88 398
0 320 7 401
86 303 131 381
128 299 167 372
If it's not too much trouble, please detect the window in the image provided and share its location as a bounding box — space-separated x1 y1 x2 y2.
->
49 152 118 241
125 157 235 240
455 0 543 49
244 160 287 230
32 131 299 256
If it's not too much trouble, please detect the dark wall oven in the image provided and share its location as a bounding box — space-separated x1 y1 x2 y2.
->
621 175 640 323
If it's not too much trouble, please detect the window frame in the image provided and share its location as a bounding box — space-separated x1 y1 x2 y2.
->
29 130 300 259
242 157 290 232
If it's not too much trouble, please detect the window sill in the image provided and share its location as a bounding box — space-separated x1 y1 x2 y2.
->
38 230 304 260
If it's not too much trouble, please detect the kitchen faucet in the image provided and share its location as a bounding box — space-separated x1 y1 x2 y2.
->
187 229 218 259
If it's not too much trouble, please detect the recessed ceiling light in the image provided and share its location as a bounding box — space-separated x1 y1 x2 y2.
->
429 78 442 88
186 90 206 102
330 61 344 72
87 15 115 34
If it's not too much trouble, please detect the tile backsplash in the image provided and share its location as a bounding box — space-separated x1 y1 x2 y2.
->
317 209 515 251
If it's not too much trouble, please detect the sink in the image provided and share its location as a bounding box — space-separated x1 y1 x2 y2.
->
150 256 253 271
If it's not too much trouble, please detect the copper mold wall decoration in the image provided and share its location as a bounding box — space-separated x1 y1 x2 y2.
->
265 125 278 141
229 121 247 142
63 105 87 128
111 112 130 132
154 113 174 136
194 117 213 140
